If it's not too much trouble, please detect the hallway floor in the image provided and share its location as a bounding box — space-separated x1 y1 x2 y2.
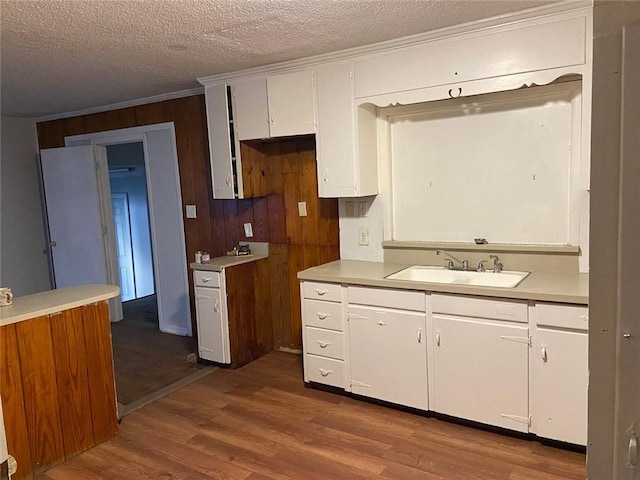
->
110 295 207 408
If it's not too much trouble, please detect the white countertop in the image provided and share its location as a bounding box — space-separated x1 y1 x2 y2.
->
0 284 120 326
297 260 588 304
190 253 268 271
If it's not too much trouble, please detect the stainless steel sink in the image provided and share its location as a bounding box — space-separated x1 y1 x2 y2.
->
385 265 530 288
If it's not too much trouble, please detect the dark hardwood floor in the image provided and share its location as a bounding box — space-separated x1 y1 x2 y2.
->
38 352 586 480
111 295 203 405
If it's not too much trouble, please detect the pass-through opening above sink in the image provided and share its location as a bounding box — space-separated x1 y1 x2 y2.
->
385 266 530 288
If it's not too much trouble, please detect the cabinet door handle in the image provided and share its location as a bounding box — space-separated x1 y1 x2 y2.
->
579 314 589 321
315 289 328 296
436 332 441 346
202 277 213 283
323 169 328 183
448 87 462 98
214 299 220 312
317 340 331 348
376 321 387 326
318 368 333 377
417 328 423 344
225 173 232 186
270 110 275 124
541 346 548 363
629 432 638 468
316 312 329 320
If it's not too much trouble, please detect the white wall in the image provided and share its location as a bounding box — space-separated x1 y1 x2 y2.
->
0 116 51 295
338 195 384 262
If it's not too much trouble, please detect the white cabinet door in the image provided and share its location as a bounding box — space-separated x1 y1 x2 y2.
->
204 84 235 199
532 328 588 445
348 306 427 410
431 314 529 432
267 70 316 137
315 63 357 197
231 77 270 141
195 285 229 363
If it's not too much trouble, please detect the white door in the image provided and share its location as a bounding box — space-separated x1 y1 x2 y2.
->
532 328 588 445
111 193 136 301
40 145 123 321
348 306 428 410
616 24 640 478
194 285 227 363
431 314 529 432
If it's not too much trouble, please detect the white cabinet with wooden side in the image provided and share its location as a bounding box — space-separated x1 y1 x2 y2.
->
194 270 230 363
429 294 530 432
314 62 378 197
530 303 588 445
347 286 427 410
301 281 346 388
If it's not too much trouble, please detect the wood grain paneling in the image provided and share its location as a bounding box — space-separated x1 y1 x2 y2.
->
225 261 273 367
82 302 118 444
0 323 33 480
36 96 339 352
15 316 65 472
50 309 94 457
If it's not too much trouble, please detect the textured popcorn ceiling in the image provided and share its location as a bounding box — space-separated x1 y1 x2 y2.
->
1 0 556 118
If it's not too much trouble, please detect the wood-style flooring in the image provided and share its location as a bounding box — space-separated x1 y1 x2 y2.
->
111 295 203 405
38 352 586 480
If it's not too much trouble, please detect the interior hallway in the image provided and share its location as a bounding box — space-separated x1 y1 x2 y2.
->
37 351 586 480
110 295 210 410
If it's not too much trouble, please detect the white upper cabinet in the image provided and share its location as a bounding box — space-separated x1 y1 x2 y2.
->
354 16 587 100
231 77 270 141
266 70 316 137
315 63 378 198
204 84 236 199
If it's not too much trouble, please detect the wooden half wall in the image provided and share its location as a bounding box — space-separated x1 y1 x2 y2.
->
36 96 339 349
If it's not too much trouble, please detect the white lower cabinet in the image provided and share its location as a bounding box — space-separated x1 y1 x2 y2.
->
349 305 428 410
194 271 230 364
430 314 529 432
531 303 588 445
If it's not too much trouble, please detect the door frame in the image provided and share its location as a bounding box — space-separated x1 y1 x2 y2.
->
64 123 192 336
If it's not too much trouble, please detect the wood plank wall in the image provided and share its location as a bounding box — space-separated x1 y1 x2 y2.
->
36 95 339 349
0 302 118 480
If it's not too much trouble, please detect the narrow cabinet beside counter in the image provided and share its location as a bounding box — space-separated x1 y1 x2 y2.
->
193 258 274 368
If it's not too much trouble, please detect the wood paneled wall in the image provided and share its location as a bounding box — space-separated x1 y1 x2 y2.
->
36 95 339 349
0 302 118 480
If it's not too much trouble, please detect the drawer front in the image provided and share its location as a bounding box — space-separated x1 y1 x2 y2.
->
305 327 344 360
535 302 588 331
194 270 221 288
303 281 342 302
432 294 528 323
348 285 425 312
305 354 345 388
303 299 344 331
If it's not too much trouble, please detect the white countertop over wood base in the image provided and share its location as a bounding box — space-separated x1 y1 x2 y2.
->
0 285 120 326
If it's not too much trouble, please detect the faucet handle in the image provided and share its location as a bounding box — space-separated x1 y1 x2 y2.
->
489 254 503 273
477 260 487 272
445 259 454 270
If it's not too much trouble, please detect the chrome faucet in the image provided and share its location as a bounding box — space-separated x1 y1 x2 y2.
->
489 254 503 273
436 250 468 270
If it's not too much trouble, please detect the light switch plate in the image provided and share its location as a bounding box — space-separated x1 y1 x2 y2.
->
298 201 308 217
345 201 356 217
243 223 254 238
358 201 368 217
186 205 197 218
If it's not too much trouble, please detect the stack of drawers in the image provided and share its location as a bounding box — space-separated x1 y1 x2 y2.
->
301 281 345 388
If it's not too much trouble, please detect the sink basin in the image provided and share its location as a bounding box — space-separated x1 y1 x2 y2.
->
385 265 530 288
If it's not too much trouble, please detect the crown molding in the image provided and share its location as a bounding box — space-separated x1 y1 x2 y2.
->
34 87 204 123
198 0 592 85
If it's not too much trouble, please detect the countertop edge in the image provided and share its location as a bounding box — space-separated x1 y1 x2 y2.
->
297 261 588 305
190 254 269 271
0 285 121 327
